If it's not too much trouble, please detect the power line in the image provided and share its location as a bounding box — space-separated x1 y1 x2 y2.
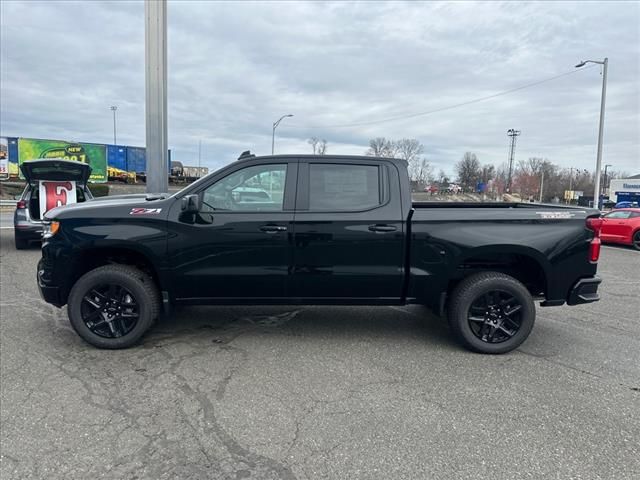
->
289 64 598 129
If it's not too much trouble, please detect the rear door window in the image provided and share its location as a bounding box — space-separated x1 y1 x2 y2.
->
309 164 381 211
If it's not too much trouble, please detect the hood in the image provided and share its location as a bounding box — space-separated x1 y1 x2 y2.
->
43 195 170 220
20 159 91 185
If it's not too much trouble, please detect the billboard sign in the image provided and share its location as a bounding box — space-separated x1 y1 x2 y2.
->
18 138 107 183
563 190 583 201
0 137 8 180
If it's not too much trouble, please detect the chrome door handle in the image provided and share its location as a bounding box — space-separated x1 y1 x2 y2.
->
260 225 287 233
368 224 397 233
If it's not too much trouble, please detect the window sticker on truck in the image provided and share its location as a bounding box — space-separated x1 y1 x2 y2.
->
129 208 162 215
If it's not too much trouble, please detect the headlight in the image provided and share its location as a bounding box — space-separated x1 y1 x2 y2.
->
42 221 60 239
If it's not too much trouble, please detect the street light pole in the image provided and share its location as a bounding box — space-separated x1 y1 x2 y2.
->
110 105 118 144
271 114 293 155
576 58 608 208
145 0 169 194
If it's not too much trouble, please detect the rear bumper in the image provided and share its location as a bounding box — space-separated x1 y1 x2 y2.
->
15 226 43 241
566 276 602 305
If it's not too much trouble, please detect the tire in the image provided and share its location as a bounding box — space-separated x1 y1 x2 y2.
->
67 265 160 349
632 230 640 251
448 272 536 354
14 233 28 250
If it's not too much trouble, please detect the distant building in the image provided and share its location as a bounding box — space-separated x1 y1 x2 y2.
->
609 174 640 204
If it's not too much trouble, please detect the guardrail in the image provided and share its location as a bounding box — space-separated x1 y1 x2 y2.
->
0 200 18 207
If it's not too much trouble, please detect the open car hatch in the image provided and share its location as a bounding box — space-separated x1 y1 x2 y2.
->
20 159 92 185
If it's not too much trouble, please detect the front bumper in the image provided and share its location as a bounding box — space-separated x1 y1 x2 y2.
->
566 276 602 305
37 258 63 307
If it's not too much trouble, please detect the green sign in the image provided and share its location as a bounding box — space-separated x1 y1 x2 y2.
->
18 138 107 183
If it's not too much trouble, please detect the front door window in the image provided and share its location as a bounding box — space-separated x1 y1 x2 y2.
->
202 164 287 212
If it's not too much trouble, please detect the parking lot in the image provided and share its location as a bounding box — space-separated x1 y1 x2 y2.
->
0 226 638 479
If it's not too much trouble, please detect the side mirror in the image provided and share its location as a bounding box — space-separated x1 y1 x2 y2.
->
181 194 200 213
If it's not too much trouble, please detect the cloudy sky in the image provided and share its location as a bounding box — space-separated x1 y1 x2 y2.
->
1 1 639 175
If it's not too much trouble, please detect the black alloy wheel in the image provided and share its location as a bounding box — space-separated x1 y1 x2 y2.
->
67 265 159 349
447 272 536 354
81 284 139 338
633 231 640 251
467 290 523 344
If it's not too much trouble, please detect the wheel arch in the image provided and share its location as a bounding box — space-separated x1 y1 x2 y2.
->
449 245 551 299
60 245 165 305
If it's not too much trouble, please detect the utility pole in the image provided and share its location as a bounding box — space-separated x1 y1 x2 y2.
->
144 0 168 193
603 164 612 198
568 167 574 204
539 168 544 203
506 129 521 193
110 106 118 144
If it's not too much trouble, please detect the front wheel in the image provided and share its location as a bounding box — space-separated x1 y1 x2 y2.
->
447 272 536 354
67 265 160 349
632 231 640 251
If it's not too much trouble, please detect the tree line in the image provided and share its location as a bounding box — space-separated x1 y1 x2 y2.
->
454 153 629 201
305 136 628 201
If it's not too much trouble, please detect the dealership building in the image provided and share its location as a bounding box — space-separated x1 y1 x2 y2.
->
608 174 640 204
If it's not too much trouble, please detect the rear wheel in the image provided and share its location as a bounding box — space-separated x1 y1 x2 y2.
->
67 265 159 349
448 272 535 354
633 231 640 251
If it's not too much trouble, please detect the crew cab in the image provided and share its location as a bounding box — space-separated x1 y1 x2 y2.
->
37 154 603 353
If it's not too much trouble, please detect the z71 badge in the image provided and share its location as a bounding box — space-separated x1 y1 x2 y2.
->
129 208 162 215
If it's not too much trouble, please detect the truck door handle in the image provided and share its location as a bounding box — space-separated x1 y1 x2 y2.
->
368 224 397 233
260 225 287 233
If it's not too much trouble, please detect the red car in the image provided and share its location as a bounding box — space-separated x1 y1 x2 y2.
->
600 208 640 250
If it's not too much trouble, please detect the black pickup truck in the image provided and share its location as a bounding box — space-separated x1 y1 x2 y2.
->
37 153 602 353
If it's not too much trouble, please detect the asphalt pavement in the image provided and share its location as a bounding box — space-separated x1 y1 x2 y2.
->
0 228 639 479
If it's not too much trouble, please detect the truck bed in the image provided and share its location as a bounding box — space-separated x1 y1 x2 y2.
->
411 201 590 209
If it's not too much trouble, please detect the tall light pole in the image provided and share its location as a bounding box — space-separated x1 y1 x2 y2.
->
110 105 118 145
145 0 168 193
576 58 608 208
271 114 293 155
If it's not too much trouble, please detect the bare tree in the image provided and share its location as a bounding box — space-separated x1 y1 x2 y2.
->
308 137 319 154
481 164 496 183
455 152 481 191
365 137 396 157
413 158 433 186
394 139 424 162
317 139 328 155
394 139 427 183
437 169 450 185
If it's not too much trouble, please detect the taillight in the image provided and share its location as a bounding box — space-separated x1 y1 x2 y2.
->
16 200 26 209
586 217 603 263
